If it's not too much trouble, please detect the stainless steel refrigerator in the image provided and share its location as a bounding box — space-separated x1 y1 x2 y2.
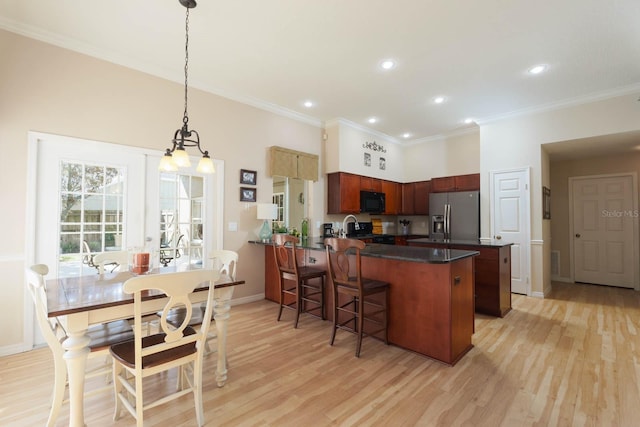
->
429 191 480 240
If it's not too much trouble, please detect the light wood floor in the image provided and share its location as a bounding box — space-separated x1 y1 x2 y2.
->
1 281 640 426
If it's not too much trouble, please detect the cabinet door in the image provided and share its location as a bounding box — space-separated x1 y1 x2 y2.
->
382 180 400 214
454 173 480 191
414 180 431 214
327 172 360 214
431 176 456 192
361 176 382 192
401 183 415 214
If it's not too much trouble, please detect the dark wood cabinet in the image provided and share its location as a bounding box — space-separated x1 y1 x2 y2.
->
400 181 430 214
327 172 361 214
381 180 401 214
407 241 512 317
431 173 480 193
400 183 415 214
430 176 456 192
454 173 480 191
414 180 431 214
360 176 382 192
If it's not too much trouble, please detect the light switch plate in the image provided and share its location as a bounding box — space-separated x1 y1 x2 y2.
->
228 222 238 231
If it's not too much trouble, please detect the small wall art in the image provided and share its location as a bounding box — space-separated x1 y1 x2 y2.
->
379 157 386 170
240 187 256 202
364 152 371 167
240 169 257 185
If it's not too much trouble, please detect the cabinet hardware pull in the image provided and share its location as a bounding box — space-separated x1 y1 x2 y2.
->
454 276 461 284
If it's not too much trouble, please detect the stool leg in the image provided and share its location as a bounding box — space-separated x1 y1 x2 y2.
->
294 280 301 329
277 278 284 322
355 296 364 358
320 277 325 320
330 290 338 346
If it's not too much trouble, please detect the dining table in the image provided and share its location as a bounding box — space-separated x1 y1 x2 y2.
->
46 265 245 427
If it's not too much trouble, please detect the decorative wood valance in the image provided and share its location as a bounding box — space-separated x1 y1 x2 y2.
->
269 146 319 181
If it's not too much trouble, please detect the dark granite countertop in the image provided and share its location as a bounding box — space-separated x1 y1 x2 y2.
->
407 237 513 248
249 237 479 264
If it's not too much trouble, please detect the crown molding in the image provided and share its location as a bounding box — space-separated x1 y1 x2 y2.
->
323 118 401 145
477 82 640 125
0 20 323 129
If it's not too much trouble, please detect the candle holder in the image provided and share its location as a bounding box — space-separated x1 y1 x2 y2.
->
129 247 154 275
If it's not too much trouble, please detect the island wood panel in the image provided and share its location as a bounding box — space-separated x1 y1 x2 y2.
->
360 255 474 365
408 241 512 317
264 245 475 365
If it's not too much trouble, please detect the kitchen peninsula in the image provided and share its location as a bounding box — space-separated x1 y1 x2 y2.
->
252 238 479 365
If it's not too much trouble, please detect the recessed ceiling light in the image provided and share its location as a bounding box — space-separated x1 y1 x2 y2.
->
367 117 378 124
528 64 547 75
402 133 412 139
303 100 314 108
464 118 475 124
433 96 446 104
380 59 396 70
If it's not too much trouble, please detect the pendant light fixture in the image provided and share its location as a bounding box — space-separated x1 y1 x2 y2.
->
159 0 215 174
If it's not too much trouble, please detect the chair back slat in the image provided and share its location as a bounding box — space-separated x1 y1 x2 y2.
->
272 234 300 277
26 264 65 353
93 250 129 274
209 250 239 281
324 238 365 292
122 269 219 367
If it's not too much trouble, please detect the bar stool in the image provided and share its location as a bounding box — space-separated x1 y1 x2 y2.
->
324 237 389 357
272 234 326 328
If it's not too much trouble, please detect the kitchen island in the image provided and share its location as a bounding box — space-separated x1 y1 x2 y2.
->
407 238 513 317
252 238 478 365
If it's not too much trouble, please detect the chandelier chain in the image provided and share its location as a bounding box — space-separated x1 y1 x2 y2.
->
183 7 190 125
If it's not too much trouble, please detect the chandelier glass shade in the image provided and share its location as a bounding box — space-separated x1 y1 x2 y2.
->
159 0 215 174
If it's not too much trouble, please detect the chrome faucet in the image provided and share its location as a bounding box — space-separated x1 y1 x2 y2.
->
341 214 359 238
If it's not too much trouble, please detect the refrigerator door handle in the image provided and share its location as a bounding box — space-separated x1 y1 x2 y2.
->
445 203 450 239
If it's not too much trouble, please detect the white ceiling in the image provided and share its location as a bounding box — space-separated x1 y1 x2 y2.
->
2 0 640 155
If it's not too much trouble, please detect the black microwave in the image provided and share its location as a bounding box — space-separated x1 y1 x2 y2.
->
360 191 385 213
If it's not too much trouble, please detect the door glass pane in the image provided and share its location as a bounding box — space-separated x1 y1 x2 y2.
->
159 172 205 268
58 162 125 277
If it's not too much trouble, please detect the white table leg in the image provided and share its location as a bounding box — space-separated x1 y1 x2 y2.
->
62 330 91 427
213 286 234 387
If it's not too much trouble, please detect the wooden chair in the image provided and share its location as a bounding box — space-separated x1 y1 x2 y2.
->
165 250 238 352
26 264 134 427
110 269 219 427
93 250 129 274
272 234 325 328
324 238 390 357
81 240 97 270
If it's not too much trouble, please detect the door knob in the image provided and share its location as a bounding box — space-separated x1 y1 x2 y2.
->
495 235 502 240
575 233 581 238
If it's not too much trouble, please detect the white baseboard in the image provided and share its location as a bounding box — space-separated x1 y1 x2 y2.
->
230 293 265 306
0 342 31 357
551 275 573 283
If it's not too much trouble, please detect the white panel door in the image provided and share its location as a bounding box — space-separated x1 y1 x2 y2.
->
572 175 634 288
491 169 530 295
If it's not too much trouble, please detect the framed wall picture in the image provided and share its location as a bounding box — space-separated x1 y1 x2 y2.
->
543 186 551 219
240 169 257 185
240 187 256 202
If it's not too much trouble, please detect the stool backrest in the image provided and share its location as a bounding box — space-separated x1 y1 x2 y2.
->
272 234 301 278
324 238 366 293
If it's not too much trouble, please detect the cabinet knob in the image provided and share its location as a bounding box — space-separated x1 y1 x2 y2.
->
454 276 461 285
575 233 581 238
495 235 502 240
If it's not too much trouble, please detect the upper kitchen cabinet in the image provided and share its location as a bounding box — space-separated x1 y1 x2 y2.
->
401 182 415 215
269 146 319 181
414 180 431 214
327 172 361 214
360 176 382 192
400 181 430 215
431 173 480 193
381 180 401 214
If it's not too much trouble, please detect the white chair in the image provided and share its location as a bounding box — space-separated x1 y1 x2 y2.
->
110 269 220 427
93 250 129 274
26 264 134 427
165 250 238 352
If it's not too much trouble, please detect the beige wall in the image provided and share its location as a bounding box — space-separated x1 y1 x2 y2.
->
549 151 640 280
404 129 480 182
0 30 323 351
480 92 640 296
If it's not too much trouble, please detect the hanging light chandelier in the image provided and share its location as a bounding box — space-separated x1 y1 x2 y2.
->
159 0 215 174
